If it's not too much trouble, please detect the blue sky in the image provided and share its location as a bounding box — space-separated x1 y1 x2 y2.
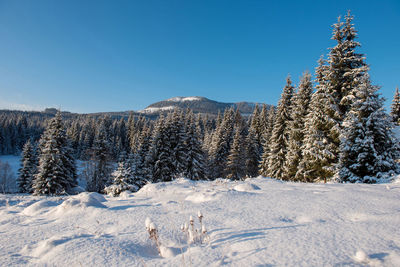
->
0 0 399 113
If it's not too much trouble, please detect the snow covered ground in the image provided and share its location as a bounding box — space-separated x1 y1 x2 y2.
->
1 177 400 266
138 106 176 114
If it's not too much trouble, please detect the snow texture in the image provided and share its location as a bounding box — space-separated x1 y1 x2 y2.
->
1 177 400 266
138 106 176 114
167 96 203 102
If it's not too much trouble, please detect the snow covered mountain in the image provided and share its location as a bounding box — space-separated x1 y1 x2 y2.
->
139 96 270 115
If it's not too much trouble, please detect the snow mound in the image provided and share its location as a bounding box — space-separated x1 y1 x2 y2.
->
84 192 107 203
119 191 133 199
159 245 177 258
50 192 106 215
353 250 382 266
185 192 218 203
233 183 261 192
63 192 106 208
26 237 60 258
22 200 59 216
138 182 167 193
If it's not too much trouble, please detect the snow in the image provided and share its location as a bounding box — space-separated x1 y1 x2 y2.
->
167 96 202 102
233 182 261 191
138 106 176 114
1 177 400 266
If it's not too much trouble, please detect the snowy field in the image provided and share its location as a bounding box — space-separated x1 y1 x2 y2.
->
1 177 400 266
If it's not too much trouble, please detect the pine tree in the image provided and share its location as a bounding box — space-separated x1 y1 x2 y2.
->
146 115 174 182
67 120 80 157
328 11 368 119
259 107 275 176
104 161 138 196
135 125 152 182
249 105 262 155
338 75 400 183
298 58 340 183
299 12 368 183
33 111 77 195
126 152 147 189
259 104 269 134
184 111 206 180
390 87 400 124
244 127 260 177
284 72 313 181
17 139 37 193
127 112 136 151
264 77 294 179
226 128 246 180
209 108 235 178
169 110 188 176
86 119 113 193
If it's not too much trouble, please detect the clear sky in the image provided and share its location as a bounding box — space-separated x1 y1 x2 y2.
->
0 0 399 113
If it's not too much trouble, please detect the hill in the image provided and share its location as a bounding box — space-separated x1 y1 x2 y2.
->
138 96 270 116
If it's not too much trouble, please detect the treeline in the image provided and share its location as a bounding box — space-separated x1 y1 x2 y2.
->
5 11 400 196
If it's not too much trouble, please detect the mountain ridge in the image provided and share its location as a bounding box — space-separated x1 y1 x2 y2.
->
139 96 271 116
0 96 272 119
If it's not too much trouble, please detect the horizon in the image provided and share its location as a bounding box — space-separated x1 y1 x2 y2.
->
0 95 268 114
0 1 399 113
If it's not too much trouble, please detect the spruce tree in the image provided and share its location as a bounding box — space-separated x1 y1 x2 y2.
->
86 120 113 193
17 139 37 193
104 161 138 196
328 11 368 119
184 111 206 180
127 152 147 189
299 12 368 183
169 110 188 176
135 125 152 182
265 77 294 179
284 72 313 181
298 58 340 182
249 105 263 156
244 127 260 177
338 75 400 183
33 111 77 195
209 108 235 178
226 128 246 180
259 107 275 176
146 115 174 182
391 87 400 124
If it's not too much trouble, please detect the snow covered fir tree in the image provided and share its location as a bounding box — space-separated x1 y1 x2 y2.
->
32 111 77 195
284 72 313 181
85 118 114 193
261 76 294 180
104 159 138 197
17 139 37 193
338 74 400 183
391 86 400 125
